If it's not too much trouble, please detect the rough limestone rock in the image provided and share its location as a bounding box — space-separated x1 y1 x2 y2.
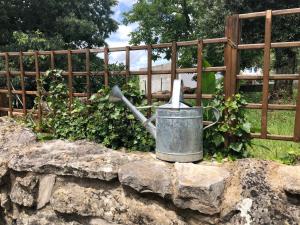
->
221 159 300 225
0 117 36 184
0 117 36 149
0 119 299 224
50 182 186 225
10 174 38 207
118 160 173 197
278 165 300 194
37 174 56 209
16 207 82 225
9 140 136 181
173 163 230 215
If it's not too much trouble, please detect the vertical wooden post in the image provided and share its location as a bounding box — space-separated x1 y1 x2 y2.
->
196 39 203 106
224 15 240 99
19 52 27 115
50 51 55 69
294 71 300 142
224 15 240 148
67 50 73 108
261 10 272 139
34 51 42 127
85 49 91 99
126 46 130 82
171 41 177 93
147 45 152 116
104 47 109 87
4 53 12 117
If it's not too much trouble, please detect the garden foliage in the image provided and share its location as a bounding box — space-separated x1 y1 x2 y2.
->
27 70 252 157
204 84 252 159
27 69 155 151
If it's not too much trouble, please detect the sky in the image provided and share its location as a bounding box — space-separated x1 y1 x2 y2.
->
105 0 168 69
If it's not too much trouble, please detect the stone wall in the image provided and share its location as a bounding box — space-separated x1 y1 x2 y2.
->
0 117 299 225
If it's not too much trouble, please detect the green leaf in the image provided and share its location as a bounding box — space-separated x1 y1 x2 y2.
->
230 143 243 152
242 122 251 133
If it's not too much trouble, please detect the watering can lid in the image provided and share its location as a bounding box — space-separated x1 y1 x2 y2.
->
160 79 189 109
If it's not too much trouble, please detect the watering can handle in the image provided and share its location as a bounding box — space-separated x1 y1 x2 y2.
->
203 106 220 131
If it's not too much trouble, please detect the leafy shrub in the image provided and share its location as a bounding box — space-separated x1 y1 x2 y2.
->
279 150 300 165
204 84 252 159
27 69 155 151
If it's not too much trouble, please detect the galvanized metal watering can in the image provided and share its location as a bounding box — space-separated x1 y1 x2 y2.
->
110 80 220 163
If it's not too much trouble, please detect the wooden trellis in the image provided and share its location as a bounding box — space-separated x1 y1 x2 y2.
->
0 8 299 142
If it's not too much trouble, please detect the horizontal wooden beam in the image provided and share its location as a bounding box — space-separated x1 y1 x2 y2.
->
250 133 294 141
244 103 296 110
238 41 300 50
0 38 229 57
239 8 300 19
237 74 300 80
152 93 213 100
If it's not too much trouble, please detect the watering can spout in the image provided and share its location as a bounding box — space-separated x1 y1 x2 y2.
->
109 85 157 139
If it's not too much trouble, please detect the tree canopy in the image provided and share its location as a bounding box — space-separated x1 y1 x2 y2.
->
0 0 118 51
124 0 300 67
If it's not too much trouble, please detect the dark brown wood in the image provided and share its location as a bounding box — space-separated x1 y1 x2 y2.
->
237 74 300 80
294 71 300 141
171 41 177 93
238 41 300 50
104 47 109 87
251 133 294 141
230 15 240 96
224 15 240 98
224 16 232 99
239 11 266 19
67 50 73 108
126 46 130 81
19 52 27 115
261 10 272 139
245 103 296 110
272 8 300 16
50 51 55 69
34 51 42 127
4 53 13 117
0 89 37 95
147 45 152 115
152 93 214 100
196 40 203 106
239 8 300 19
238 43 264 49
272 41 300 48
85 49 91 99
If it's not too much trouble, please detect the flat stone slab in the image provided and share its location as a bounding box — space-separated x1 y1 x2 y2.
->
278 165 300 194
50 182 186 225
0 117 37 182
118 160 173 197
0 117 36 149
10 174 38 207
8 140 135 181
173 163 230 215
37 174 56 209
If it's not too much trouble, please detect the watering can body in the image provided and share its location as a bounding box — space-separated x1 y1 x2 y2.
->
109 80 219 163
156 107 203 162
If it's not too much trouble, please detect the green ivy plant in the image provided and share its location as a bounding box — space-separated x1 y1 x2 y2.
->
204 84 252 159
26 69 155 151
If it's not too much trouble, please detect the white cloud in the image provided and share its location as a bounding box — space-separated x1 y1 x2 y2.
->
106 24 137 47
106 0 167 69
118 0 137 7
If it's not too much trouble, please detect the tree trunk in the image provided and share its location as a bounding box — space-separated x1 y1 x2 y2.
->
271 49 297 101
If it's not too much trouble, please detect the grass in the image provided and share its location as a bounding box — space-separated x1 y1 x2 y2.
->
184 88 300 163
245 92 300 163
